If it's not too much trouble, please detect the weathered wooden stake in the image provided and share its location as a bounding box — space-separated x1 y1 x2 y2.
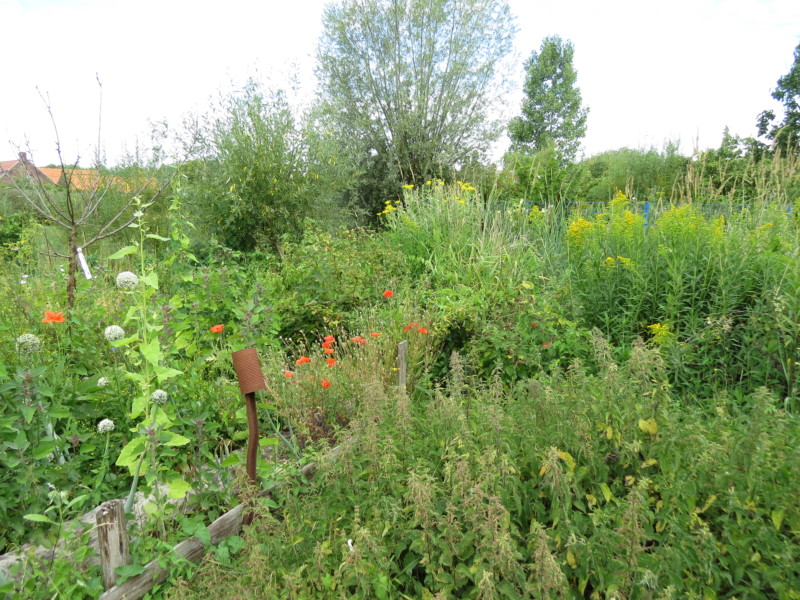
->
231 348 267 526
97 499 130 591
397 340 408 390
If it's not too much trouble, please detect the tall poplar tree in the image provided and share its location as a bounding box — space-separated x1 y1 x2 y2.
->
509 35 588 161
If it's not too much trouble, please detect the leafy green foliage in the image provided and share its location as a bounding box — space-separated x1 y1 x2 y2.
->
509 35 588 161
316 0 516 215
581 141 688 203
757 41 800 152
170 348 800 599
181 81 341 254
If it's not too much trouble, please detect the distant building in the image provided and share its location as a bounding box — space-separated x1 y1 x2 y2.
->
0 152 58 186
0 154 129 191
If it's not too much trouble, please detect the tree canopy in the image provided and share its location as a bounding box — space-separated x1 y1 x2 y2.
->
509 35 588 161
315 0 516 212
757 41 800 153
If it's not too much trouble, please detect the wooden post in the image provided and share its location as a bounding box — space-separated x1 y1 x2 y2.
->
97 499 130 590
397 340 408 390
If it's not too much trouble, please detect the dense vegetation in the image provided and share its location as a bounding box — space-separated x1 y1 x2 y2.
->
1 3 799 598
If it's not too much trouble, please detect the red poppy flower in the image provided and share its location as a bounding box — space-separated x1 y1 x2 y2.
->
542 341 553 348
530 323 538 328
323 335 335 343
284 371 295 378
296 356 311 366
324 347 335 354
350 336 367 346
383 290 394 298
42 311 65 323
418 327 428 334
321 340 333 349
326 358 336 367
321 378 331 389
371 332 381 338
403 324 413 333
210 324 224 334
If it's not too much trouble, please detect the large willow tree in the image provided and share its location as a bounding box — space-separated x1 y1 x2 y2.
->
316 0 516 212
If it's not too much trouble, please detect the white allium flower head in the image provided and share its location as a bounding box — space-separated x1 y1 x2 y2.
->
151 389 168 404
104 325 125 342
97 419 115 433
98 376 109 388
116 271 139 290
16 333 41 354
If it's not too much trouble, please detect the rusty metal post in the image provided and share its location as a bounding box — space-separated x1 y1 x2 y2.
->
231 348 267 525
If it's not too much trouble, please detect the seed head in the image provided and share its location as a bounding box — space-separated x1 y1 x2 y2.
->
115 271 139 290
104 325 125 342
16 333 41 354
97 419 115 433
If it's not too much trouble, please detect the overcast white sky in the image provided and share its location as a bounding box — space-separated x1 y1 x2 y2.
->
1 0 798 167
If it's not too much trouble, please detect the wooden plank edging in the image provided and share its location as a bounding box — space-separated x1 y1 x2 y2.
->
98 458 323 600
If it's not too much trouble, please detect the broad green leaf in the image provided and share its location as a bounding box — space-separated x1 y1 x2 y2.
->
154 364 183 383
192 524 211 547
220 454 240 467
108 245 138 260
638 418 658 435
163 432 191 447
131 394 147 418
112 334 140 348
116 436 147 468
600 482 613 503
145 234 170 242
259 437 278 447
32 440 56 460
21 405 36 423
24 513 55 524
556 449 575 472
125 371 146 385
771 508 785 531
140 272 159 290
115 564 146 581
139 338 163 368
166 475 191 499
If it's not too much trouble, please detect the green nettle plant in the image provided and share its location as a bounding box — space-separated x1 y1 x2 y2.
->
104 202 191 520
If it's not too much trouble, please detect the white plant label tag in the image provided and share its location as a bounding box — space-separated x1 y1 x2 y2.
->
76 247 92 280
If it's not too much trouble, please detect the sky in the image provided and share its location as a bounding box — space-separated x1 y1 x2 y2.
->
1 0 798 167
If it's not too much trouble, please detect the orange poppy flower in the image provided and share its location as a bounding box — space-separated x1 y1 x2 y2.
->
210 324 224 334
418 327 428 334
42 311 65 323
326 358 336 367
371 332 380 337
284 371 295 378
321 378 331 389
323 347 335 354
383 290 394 298
542 341 553 348
530 323 538 328
350 336 367 346
296 356 311 366
321 341 333 349
403 324 413 333
323 335 335 343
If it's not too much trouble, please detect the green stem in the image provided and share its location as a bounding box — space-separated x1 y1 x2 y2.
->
124 408 158 513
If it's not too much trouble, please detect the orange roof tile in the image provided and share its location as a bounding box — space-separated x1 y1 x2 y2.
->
38 168 62 185
0 159 19 172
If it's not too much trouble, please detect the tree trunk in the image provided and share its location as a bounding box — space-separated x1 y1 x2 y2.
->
66 228 78 310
